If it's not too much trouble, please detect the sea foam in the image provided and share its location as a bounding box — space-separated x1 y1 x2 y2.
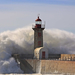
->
0 26 75 73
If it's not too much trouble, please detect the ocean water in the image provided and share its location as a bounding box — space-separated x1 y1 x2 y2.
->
0 26 75 73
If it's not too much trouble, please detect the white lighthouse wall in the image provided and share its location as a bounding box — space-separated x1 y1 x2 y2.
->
34 47 43 59
34 50 40 59
40 48 48 59
34 47 48 59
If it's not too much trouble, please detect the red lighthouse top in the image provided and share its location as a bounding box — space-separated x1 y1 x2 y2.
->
32 16 45 29
35 16 42 21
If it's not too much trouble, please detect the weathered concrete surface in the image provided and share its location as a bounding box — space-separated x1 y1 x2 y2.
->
41 60 75 74
13 54 75 74
60 54 75 61
20 59 34 73
12 54 41 73
20 59 75 74
20 59 41 73
24 59 41 73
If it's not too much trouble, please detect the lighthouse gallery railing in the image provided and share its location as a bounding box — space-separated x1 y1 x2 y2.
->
32 24 45 29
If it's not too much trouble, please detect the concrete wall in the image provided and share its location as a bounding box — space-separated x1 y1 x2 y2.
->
13 54 75 74
20 59 41 73
20 59 75 74
34 47 48 59
60 54 75 61
40 48 48 59
41 60 75 74
48 54 75 60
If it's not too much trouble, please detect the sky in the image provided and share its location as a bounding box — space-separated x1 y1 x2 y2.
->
0 0 75 33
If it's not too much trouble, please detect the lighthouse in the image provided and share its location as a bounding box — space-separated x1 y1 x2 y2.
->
32 16 45 49
32 16 48 59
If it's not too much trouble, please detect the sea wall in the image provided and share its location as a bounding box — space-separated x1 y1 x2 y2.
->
20 59 41 73
41 60 75 74
13 54 75 74
20 59 75 74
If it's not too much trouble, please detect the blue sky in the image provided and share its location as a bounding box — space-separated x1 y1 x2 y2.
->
0 0 75 33
0 0 75 5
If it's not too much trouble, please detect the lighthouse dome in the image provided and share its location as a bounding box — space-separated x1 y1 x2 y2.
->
35 16 42 21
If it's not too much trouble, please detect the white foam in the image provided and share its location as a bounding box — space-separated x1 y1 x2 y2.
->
0 26 75 73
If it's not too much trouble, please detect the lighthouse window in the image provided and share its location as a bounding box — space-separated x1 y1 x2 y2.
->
38 41 41 45
38 32 41 37
35 21 42 24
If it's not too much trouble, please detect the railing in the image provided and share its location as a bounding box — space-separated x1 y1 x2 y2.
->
13 54 75 61
32 24 45 29
19 54 34 59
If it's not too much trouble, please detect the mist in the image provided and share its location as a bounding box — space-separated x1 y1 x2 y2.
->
0 26 75 73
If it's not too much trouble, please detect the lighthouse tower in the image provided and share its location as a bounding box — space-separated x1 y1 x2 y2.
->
32 16 45 49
